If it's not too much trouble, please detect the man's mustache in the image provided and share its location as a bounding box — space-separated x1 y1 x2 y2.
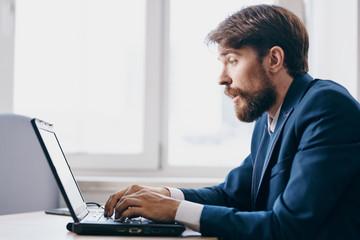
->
224 86 247 99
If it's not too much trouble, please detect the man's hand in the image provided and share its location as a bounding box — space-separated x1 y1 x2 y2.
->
104 185 180 222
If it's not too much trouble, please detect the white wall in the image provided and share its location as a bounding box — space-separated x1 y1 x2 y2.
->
306 0 358 100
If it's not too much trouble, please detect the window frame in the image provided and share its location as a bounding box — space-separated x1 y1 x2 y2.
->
10 0 164 171
0 0 15 113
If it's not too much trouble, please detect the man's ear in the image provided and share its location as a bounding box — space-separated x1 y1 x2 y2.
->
266 46 285 74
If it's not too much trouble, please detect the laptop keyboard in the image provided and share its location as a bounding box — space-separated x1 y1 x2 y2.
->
84 212 106 222
84 211 151 224
123 217 152 224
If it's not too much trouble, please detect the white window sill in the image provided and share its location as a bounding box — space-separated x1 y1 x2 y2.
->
77 175 223 192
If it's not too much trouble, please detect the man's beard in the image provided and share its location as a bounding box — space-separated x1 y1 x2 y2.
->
225 72 277 123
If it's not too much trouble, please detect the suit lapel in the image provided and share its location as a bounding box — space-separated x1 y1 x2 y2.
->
251 124 270 208
253 73 314 208
253 108 293 206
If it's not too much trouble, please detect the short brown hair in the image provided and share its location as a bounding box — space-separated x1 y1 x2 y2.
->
206 4 309 77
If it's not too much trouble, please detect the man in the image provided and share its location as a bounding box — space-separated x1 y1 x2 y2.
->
104 5 360 239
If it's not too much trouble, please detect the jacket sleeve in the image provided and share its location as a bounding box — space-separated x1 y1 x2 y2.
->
180 154 253 211
198 85 360 239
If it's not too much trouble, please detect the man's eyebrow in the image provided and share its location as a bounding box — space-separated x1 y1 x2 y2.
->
217 50 239 61
219 49 239 57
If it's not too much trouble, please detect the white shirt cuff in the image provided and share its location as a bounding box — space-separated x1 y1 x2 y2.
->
174 200 204 232
166 187 185 200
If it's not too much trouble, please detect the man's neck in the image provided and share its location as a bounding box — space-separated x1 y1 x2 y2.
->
267 71 294 118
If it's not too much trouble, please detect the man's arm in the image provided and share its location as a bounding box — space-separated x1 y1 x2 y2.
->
166 155 253 232
103 155 253 226
180 155 253 211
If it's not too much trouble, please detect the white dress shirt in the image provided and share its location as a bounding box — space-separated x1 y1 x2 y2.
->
267 103 282 134
167 187 203 232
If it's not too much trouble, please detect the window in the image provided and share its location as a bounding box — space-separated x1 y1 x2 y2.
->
12 0 274 174
6 0 359 177
13 0 160 169
15 0 146 155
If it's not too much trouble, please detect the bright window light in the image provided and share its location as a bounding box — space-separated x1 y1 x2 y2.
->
14 0 146 154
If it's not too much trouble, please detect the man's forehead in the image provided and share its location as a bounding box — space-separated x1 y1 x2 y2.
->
218 46 251 58
218 46 237 56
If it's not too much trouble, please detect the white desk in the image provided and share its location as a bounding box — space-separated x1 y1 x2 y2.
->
0 211 217 240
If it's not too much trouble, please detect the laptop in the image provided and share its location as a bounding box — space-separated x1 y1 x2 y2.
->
31 118 185 236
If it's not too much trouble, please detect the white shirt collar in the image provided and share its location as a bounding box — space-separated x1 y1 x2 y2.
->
267 103 282 134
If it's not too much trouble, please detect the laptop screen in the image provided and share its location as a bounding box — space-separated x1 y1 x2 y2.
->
35 121 88 219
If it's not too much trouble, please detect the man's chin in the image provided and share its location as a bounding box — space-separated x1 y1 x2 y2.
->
235 105 264 123
236 110 257 123
236 115 258 123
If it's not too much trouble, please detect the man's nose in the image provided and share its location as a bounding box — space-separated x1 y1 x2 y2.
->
218 69 232 86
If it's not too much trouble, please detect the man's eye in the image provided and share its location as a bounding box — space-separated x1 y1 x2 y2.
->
229 59 237 65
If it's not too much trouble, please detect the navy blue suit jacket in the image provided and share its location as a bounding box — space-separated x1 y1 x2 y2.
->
180 74 360 239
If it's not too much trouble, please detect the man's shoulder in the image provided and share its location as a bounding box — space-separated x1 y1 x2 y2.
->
310 78 352 95
288 78 360 143
298 78 360 113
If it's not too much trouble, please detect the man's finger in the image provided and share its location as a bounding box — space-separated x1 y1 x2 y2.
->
104 189 126 217
119 207 142 222
114 197 142 219
104 195 112 216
